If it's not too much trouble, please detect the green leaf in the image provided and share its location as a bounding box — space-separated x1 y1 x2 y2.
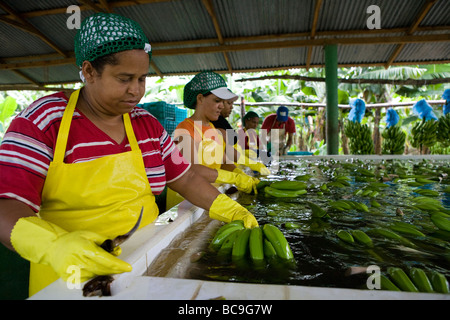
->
301 86 317 96
0 96 18 124
401 115 419 126
338 89 349 104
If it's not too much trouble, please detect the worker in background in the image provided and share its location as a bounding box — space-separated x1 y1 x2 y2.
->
173 71 260 191
261 106 296 156
211 97 240 165
237 111 261 157
0 13 258 297
212 101 270 176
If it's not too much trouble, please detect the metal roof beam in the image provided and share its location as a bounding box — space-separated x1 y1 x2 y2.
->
152 33 450 56
385 0 439 68
201 0 233 74
0 2 68 58
1 32 448 71
306 0 323 70
78 0 111 13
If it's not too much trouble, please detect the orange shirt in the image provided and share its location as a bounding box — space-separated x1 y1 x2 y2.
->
174 118 225 169
174 118 223 145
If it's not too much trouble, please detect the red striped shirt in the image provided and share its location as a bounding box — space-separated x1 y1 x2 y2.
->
0 92 190 212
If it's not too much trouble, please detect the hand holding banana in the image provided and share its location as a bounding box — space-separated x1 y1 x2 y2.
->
209 194 258 228
215 168 260 194
10 217 132 283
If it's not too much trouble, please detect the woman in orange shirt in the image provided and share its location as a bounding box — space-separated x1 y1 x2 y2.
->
174 71 259 193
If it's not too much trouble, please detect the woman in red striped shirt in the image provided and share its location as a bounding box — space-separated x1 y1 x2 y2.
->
0 13 257 296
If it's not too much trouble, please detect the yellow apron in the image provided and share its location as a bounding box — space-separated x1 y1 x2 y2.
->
270 120 287 156
191 120 223 170
30 89 158 296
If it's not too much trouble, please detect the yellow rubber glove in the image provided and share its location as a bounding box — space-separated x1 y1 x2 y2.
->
246 162 271 176
209 194 258 228
11 217 132 283
215 169 259 194
232 167 246 175
235 149 271 176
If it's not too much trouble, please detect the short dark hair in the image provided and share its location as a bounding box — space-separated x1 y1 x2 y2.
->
89 52 119 75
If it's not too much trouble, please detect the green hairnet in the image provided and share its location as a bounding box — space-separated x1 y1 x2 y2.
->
243 111 259 122
183 71 237 109
74 12 151 67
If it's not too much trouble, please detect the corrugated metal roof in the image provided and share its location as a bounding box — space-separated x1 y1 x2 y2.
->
0 0 449 89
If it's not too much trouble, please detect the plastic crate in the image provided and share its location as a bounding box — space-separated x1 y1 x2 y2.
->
175 107 188 122
143 102 175 120
162 119 178 136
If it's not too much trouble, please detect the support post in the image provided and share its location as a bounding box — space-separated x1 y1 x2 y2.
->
324 44 339 155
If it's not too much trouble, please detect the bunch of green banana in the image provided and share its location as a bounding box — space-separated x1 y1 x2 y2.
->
437 113 450 147
336 229 373 247
344 120 374 155
410 119 438 149
381 267 449 293
263 180 307 198
431 213 450 232
381 125 406 155
210 221 294 263
328 199 369 212
411 196 445 212
430 143 450 155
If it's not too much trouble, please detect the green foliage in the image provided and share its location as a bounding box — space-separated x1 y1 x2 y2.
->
0 96 18 141
0 96 17 124
3 65 448 154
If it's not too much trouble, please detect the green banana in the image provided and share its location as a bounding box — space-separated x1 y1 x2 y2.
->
356 168 376 177
429 270 449 294
345 121 375 155
387 267 419 292
270 180 307 190
382 125 406 155
306 201 328 218
368 228 403 241
326 181 346 188
262 224 294 260
416 177 435 184
409 268 434 293
411 119 438 149
336 230 354 244
370 200 381 208
256 180 271 191
389 222 426 237
431 213 450 232
210 220 245 251
412 197 444 212
414 189 439 197
351 230 373 247
263 238 277 259
380 274 401 291
353 202 369 212
217 230 239 260
437 114 450 146
264 186 307 198
294 174 312 181
284 222 302 229
249 227 264 261
231 228 251 261
329 200 352 211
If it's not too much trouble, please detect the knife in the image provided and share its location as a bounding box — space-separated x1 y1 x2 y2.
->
82 206 143 297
